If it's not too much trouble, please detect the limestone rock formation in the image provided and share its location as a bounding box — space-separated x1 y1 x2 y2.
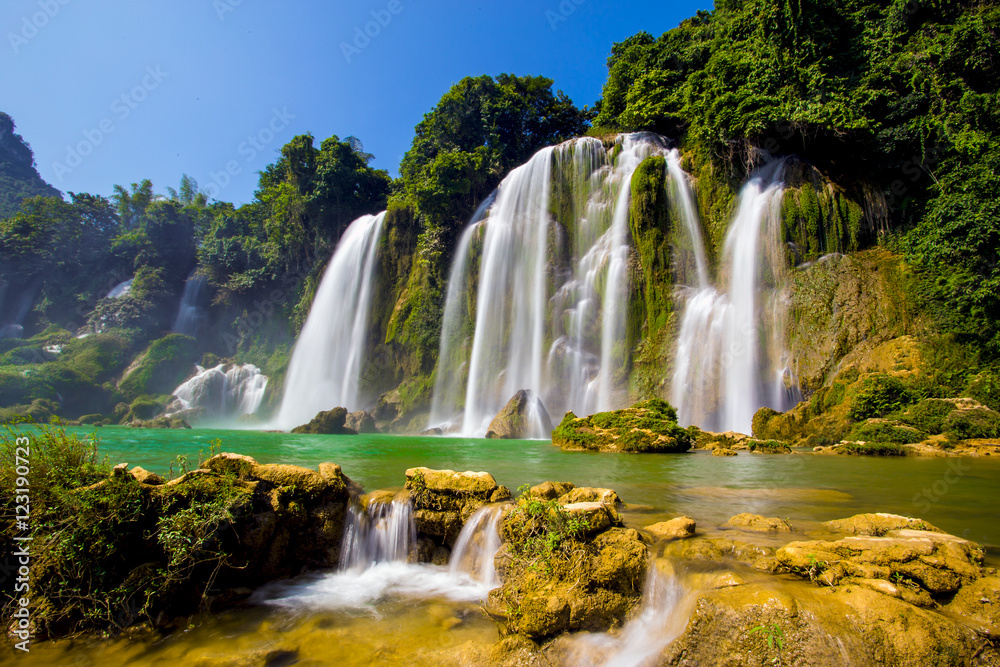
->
552 398 692 453
404 466 511 546
645 516 696 539
290 407 357 434
724 513 792 532
485 389 553 439
345 409 379 433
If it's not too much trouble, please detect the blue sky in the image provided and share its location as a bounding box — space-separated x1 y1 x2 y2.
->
2 0 709 206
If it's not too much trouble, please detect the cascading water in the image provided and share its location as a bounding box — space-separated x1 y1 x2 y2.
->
448 504 504 590
165 363 268 421
275 211 387 429
172 272 207 337
670 158 799 432
560 562 691 667
431 134 669 437
339 499 416 570
105 278 133 299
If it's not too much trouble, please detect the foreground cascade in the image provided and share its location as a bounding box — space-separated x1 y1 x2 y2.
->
275 211 387 429
430 133 671 437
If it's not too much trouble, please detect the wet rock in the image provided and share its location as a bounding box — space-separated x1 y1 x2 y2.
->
645 517 696 540
486 484 646 641
945 576 1000 638
527 481 575 500
659 580 991 666
712 447 738 456
776 529 985 596
486 389 553 439
420 427 443 436
375 389 402 421
557 486 623 508
404 467 511 547
552 398 693 453
823 512 942 536
345 410 379 434
290 407 357 434
724 513 792 532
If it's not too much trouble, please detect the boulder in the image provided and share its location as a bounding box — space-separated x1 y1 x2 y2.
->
645 516 696 540
562 502 615 535
345 410 379 434
404 467 511 547
712 447 738 456
290 407 357 434
374 389 402 421
557 486 622 508
486 389 553 439
776 529 985 596
527 480 575 500
823 512 941 536
724 513 792 532
129 466 164 485
551 398 692 453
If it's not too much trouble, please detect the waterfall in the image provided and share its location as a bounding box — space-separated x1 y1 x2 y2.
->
166 363 268 421
172 272 207 337
561 562 690 667
431 134 668 436
448 504 504 589
105 278 133 299
275 211 387 429
670 159 798 432
340 499 416 570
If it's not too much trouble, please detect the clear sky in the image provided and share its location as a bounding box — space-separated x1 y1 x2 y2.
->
2 0 709 206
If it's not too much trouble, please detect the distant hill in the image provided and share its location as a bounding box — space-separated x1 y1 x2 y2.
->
0 112 60 218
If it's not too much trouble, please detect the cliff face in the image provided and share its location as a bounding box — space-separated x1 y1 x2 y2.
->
0 111 60 218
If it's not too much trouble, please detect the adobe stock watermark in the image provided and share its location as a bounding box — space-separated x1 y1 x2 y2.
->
546 0 586 30
50 66 169 182
202 107 295 199
8 0 71 54
213 0 243 21
340 0 405 64
911 459 971 515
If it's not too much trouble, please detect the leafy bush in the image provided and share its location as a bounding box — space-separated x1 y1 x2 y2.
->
748 440 792 453
966 372 1000 412
847 421 925 445
899 399 958 435
944 408 1000 440
848 374 917 421
838 442 907 457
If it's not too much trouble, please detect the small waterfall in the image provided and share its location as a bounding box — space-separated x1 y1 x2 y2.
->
275 212 387 429
172 273 207 337
105 278 133 299
166 363 268 421
562 562 690 667
448 504 504 589
432 134 669 436
671 159 797 432
665 150 709 289
340 499 416 570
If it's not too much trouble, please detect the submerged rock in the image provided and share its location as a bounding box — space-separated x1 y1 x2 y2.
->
290 407 357 434
645 516 696 540
551 398 692 453
486 389 553 439
823 512 941 536
724 513 792 532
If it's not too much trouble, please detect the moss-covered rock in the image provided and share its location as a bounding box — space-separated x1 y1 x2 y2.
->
290 407 357 434
486 485 646 641
724 513 792 533
345 410 378 434
117 334 201 402
486 389 553 439
823 513 941 536
404 467 510 546
552 398 692 453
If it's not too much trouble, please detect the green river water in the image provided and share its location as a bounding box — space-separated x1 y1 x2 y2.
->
4 426 998 666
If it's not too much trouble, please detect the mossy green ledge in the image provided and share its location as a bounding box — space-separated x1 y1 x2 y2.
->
551 398 693 453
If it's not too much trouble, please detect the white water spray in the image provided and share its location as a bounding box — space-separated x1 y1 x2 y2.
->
166 363 268 421
275 212 387 429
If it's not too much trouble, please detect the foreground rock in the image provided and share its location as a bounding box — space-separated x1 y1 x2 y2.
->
486 389 553 439
724 512 792 532
291 407 357 434
31 452 355 638
404 467 511 547
645 516 696 539
552 398 692 453
485 482 647 641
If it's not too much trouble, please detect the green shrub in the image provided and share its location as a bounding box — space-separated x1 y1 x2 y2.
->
944 408 1000 440
965 372 1000 412
847 420 926 445
748 439 792 453
117 334 200 401
838 442 907 456
848 374 917 421
898 399 957 435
